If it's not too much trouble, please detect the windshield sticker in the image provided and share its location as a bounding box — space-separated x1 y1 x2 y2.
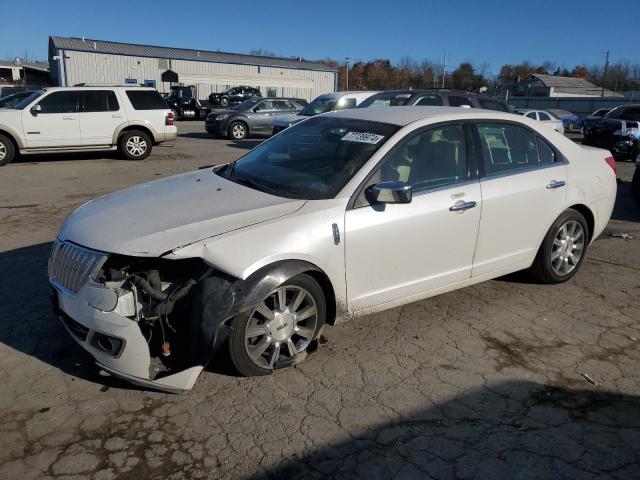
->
341 132 385 144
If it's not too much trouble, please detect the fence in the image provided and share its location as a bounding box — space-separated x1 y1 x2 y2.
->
507 96 639 120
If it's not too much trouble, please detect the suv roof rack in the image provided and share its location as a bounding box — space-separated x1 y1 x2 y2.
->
71 83 150 87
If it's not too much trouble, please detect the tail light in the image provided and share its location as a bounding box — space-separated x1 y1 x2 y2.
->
604 155 617 174
165 112 174 126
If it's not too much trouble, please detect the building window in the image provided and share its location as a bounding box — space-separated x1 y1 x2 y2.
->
125 78 138 84
144 80 157 88
267 87 277 97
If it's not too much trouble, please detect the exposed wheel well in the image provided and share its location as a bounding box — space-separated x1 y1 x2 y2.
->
568 204 595 242
304 269 337 326
119 126 154 144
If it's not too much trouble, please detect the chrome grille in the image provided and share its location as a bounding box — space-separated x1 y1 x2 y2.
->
48 241 107 295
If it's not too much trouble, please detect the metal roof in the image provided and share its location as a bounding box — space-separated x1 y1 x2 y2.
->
325 106 512 126
529 74 621 97
49 36 336 72
0 60 49 72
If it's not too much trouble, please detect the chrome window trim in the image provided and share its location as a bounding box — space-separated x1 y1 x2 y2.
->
412 178 480 197
480 158 569 182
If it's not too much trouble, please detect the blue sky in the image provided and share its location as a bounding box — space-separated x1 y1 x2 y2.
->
1 0 636 74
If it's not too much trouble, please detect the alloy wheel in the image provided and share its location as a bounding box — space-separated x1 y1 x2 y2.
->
244 285 318 369
125 136 148 157
231 124 246 139
551 220 584 276
0 142 6 162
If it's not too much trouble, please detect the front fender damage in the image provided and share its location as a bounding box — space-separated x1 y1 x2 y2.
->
97 255 321 392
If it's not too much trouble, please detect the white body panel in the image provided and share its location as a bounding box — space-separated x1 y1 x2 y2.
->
21 110 81 147
50 107 617 391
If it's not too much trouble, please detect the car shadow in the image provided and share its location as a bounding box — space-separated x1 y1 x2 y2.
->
9 150 121 165
611 178 640 223
247 380 640 479
177 132 216 140
0 242 146 392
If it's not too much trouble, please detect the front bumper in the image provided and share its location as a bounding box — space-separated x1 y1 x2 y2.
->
51 282 202 392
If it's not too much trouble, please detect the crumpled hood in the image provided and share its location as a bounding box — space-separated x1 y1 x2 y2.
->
60 170 305 256
273 113 306 127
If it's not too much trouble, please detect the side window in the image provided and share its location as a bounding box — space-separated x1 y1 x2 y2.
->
412 94 443 106
448 95 473 107
477 123 539 175
37 91 80 113
478 98 510 112
126 90 169 110
273 101 291 110
377 124 467 191
538 112 551 121
80 90 120 112
525 112 537 120
619 108 640 121
256 100 275 111
537 137 556 164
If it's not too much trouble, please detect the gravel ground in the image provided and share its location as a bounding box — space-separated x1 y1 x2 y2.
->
0 122 639 479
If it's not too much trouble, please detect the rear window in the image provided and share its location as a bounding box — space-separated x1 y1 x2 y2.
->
126 90 168 110
478 98 510 112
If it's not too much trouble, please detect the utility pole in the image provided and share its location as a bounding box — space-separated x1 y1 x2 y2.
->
441 49 447 88
601 50 610 97
345 57 350 91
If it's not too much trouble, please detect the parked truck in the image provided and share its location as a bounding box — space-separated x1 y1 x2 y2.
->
164 85 215 120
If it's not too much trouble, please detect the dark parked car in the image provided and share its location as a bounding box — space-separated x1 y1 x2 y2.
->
580 108 611 130
208 86 261 108
357 89 512 112
205 97 303 139
546 109 579 130
0 90 35 109
583 104 640 161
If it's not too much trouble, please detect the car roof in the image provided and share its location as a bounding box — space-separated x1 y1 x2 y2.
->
323 106 512 126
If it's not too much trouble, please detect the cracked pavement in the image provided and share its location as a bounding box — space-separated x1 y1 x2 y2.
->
0 124 639 479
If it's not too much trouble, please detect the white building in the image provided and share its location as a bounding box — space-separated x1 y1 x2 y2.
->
48 36 337 101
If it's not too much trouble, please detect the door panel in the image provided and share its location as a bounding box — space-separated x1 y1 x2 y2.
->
472 122 568 276
345 122 482 311
21 91 81 147
78 90 125 146
345 183 482 311
252 101 277 133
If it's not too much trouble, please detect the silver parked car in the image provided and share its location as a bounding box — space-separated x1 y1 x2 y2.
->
205 97 304 140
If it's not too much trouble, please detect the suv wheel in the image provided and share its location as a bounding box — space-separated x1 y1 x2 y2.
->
0 133 16 166
228 122 248 140
118 130 152 160
530 209 589 284
228 274 326 376
220 97 229 107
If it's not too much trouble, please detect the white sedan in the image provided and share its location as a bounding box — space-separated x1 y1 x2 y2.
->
48 107 617 392
514 109 565 134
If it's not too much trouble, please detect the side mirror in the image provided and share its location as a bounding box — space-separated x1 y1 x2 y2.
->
366 181 412 204
30 104 42 115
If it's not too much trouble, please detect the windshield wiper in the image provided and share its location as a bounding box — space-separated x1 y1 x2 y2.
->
232 175 277 194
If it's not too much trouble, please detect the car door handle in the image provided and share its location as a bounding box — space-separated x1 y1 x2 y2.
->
449 201 477 212
546 180 566 189
112 114 124 118
62 115 75 120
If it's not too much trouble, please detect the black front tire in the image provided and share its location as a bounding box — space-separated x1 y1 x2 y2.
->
0 133 16 166
228 274 326 377
530 209 589 284
220 97 229 107
118 130 152 160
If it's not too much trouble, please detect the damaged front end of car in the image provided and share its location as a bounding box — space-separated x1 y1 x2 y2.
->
49 239 326 392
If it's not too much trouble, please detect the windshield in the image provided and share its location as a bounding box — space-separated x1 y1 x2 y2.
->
299 97 338 116
359 92 412 108
232 98 260 111
604 107 624 119
218 116 399 200
10 90 44 110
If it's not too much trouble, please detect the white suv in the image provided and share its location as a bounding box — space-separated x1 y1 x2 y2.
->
0 86 177 165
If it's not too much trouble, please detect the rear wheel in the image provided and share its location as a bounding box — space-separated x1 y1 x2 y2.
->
0 133 16 166
228 274 326 376
530 209 589 284
228 121 248 140
118 130 152 160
